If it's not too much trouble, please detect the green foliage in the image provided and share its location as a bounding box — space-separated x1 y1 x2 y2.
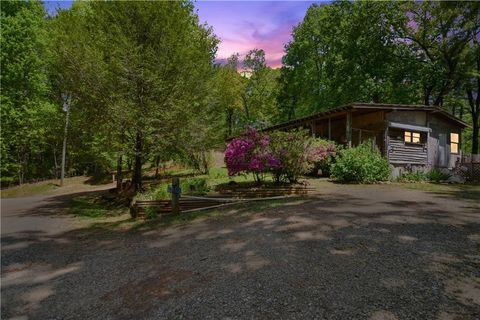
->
279 1 414 119
48 1 220 191
269 130 312 183
397 171 428 183
330 143 390 183
426 169 450 182
180 177 210 195
1 0 62 184
308 138 338 176
144 207 158 220
70 195 127 218
398 169 450 183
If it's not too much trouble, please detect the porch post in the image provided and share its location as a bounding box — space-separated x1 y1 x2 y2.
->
346 111 352 148
328 117 331 140
384 123 389 160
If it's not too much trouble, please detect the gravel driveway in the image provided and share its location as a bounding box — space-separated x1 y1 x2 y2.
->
1 183 479 319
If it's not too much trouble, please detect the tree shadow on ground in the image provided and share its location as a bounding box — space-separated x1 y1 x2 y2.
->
2 186 480 319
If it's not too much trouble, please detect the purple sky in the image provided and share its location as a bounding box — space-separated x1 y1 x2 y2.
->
43 1 324 68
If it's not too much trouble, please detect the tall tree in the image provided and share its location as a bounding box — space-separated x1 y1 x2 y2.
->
395 1 480 106
214 53 245 138
242 49 280 127
1 0 60 184
50 1 218 192
464 37 480 154
279 1 412 118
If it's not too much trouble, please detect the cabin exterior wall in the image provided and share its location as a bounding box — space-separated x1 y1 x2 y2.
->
428 115 462 169
384 110 462 177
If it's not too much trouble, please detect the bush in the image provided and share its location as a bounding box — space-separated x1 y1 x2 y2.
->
269 130 310 183
225 128 336 183
144 206 158 220
330 143 390 183
307 138 337 176
397 171 428 182
180 177 210 194
398 169 450 183
224 128 280 182
425 169 450 182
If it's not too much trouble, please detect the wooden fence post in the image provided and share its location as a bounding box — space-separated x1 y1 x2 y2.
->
171 177 180 214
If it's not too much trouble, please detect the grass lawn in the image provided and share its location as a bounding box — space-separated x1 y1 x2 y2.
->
1 181 58 198
396 182 480 203
70 194 128 219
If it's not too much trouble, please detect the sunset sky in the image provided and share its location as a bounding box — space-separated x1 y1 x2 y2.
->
43 1 324 68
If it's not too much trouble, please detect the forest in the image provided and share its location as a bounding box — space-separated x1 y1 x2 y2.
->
1 0 479 191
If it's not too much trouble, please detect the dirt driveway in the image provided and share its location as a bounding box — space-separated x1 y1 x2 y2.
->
1 182 479 319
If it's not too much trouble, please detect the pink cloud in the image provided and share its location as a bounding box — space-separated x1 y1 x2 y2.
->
195 1 321 68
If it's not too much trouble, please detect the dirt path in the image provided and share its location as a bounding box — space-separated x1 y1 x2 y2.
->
1 180 115 236
1 182 479 319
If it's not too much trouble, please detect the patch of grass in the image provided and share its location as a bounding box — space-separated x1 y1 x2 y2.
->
70 195 128 218
137 167 275 201
1 182 58 198
398 182 480 202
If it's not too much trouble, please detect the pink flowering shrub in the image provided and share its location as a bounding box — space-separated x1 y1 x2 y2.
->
225 128 336 183
224 128 281 181
307 139 337 176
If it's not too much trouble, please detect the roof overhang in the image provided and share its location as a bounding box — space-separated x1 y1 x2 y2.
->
261 102 470 132
388 121 431 132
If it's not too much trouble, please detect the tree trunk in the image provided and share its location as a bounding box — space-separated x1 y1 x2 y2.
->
53 146 59 179
132 131 143 192
116 153 123 191
155 155 160 179
423 87 432 106
467 88 479 155
226 109 233 138
472 120 479 155
242 95 250 121
60 106 70 186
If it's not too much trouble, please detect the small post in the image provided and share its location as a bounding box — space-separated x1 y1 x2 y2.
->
171 177 180 214
346 111 352 148
328 117 331 140
60 93 71 187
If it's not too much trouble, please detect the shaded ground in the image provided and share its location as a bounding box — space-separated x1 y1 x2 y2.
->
1 178 117 236
1 181 479 319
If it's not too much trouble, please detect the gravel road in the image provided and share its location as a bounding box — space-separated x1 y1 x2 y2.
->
1 183 479 319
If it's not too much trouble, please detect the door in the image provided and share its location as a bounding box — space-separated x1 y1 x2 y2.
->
437 133 448 167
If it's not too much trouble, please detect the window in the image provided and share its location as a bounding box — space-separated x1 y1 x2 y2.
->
404 131 421 144
450 133 459 154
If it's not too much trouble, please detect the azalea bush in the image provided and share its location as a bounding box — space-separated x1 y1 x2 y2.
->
224 128 281 182
307 139 337 176
225 128 336 183
330 142 390 183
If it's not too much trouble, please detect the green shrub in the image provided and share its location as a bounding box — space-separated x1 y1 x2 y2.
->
425 169 450 182
144 206 158 220
269 130 311 183
180 177 210 195
330 143 390 183
308 138 337 176
398 169 450 183
398 171 428 182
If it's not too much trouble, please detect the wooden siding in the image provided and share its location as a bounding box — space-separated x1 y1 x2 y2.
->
388 130 427 165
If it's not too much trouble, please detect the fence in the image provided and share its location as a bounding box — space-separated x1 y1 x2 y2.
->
130 179 314 219
460 155 480 182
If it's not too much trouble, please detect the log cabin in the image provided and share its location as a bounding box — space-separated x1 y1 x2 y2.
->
263 103 470 177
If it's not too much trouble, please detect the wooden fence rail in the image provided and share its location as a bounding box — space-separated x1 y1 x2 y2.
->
130 183 314 219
